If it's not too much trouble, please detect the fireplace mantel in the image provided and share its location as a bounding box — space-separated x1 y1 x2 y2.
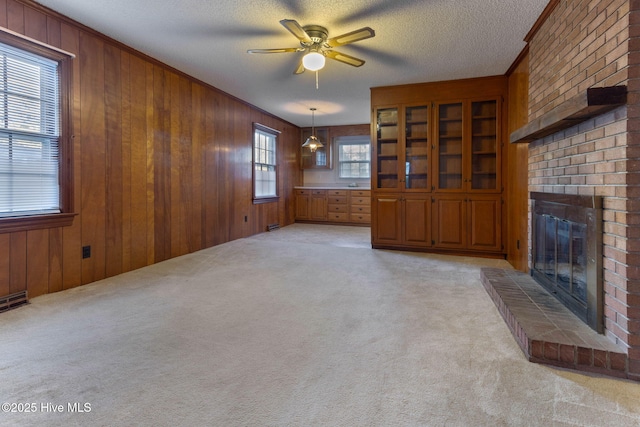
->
510 86 627 144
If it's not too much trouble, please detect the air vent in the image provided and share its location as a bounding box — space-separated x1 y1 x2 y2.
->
0 290 28 313
267 223 280 231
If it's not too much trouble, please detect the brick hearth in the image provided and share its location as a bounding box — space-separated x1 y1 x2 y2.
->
481 268 631 380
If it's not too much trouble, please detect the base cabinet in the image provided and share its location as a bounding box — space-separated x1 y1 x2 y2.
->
295 189 311 220
310 190 327 221
295 188 371 225
372 195 430 247
432 195 502 252
467 196 502 252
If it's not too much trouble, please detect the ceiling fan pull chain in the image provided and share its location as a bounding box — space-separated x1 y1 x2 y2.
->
315 70 319 90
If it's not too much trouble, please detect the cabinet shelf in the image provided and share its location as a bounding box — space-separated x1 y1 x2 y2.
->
473 132 496 138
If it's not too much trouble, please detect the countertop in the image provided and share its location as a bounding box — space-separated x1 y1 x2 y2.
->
294 186 371 190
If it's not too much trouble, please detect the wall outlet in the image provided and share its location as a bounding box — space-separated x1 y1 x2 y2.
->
82 245 91 259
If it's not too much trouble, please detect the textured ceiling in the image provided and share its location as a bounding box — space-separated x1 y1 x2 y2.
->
34 0 548 127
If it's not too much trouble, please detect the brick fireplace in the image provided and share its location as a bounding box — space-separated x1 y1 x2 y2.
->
485 0 640 381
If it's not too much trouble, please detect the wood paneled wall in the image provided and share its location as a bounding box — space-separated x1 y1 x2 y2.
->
0 0 302 299
506 51 530 272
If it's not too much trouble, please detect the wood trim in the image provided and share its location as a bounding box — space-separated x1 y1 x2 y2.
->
510 86 627 144
524 0 560 43
0 23 74 57
0 212 76 234
505 44 529 77
0 22 76 233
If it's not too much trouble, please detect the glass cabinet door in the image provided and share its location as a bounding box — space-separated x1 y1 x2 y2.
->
375 107 399 189
470 100 498 190
404 105 429 190
436 102 463 190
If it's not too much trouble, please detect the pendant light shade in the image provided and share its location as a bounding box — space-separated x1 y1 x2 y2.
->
302 108 324 153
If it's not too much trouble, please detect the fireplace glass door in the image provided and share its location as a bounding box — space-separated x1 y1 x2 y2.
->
531 192 602 333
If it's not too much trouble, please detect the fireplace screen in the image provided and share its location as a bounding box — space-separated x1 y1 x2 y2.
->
531 192 603 333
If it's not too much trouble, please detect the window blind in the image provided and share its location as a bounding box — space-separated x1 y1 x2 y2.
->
0 41 60 217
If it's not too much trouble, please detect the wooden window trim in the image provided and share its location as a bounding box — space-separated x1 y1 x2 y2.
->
252 123 280 204
0 29 75 234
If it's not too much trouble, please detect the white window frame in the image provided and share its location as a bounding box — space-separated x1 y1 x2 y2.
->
337 136 371 180
252 123 280 203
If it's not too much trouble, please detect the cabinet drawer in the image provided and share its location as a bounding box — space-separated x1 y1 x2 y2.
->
350 213 371 223
311 189 326 196
351 197 370 205
350 190 371 198
328 196 348 204
296 189 310 196
350 205 371 214
328 212 349 222
328 204 348 213
328 189 348 196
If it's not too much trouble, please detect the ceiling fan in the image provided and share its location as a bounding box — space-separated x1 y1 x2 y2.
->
247 19 375 74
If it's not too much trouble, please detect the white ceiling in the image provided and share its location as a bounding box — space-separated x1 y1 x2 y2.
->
35 0 548 127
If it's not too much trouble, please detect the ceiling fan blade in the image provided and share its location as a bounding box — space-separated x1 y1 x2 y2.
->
294 60 305 74
247 47 301 54
280 19 313 44
325 50 366 67
326 27 375 47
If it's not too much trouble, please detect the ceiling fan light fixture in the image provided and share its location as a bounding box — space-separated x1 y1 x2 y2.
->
302 51 325 71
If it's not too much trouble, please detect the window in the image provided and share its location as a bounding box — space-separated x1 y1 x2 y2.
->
0 31 74 233
338 136 370 179
253 123 279 203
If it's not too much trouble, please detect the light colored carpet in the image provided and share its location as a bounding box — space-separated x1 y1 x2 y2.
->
1 223 640 426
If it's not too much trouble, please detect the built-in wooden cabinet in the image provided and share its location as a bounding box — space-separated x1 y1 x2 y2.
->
327 189 349 222
295 189 327 221
374 104 430 191
349 190 371 224
434 99 501 192
431 194 501 252
372 194 430 247
371 77 506 257
295 188 371 225
310 189 327 221
295 189 311 219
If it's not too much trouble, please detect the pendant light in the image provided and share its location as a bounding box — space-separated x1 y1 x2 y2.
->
302 108 324 152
